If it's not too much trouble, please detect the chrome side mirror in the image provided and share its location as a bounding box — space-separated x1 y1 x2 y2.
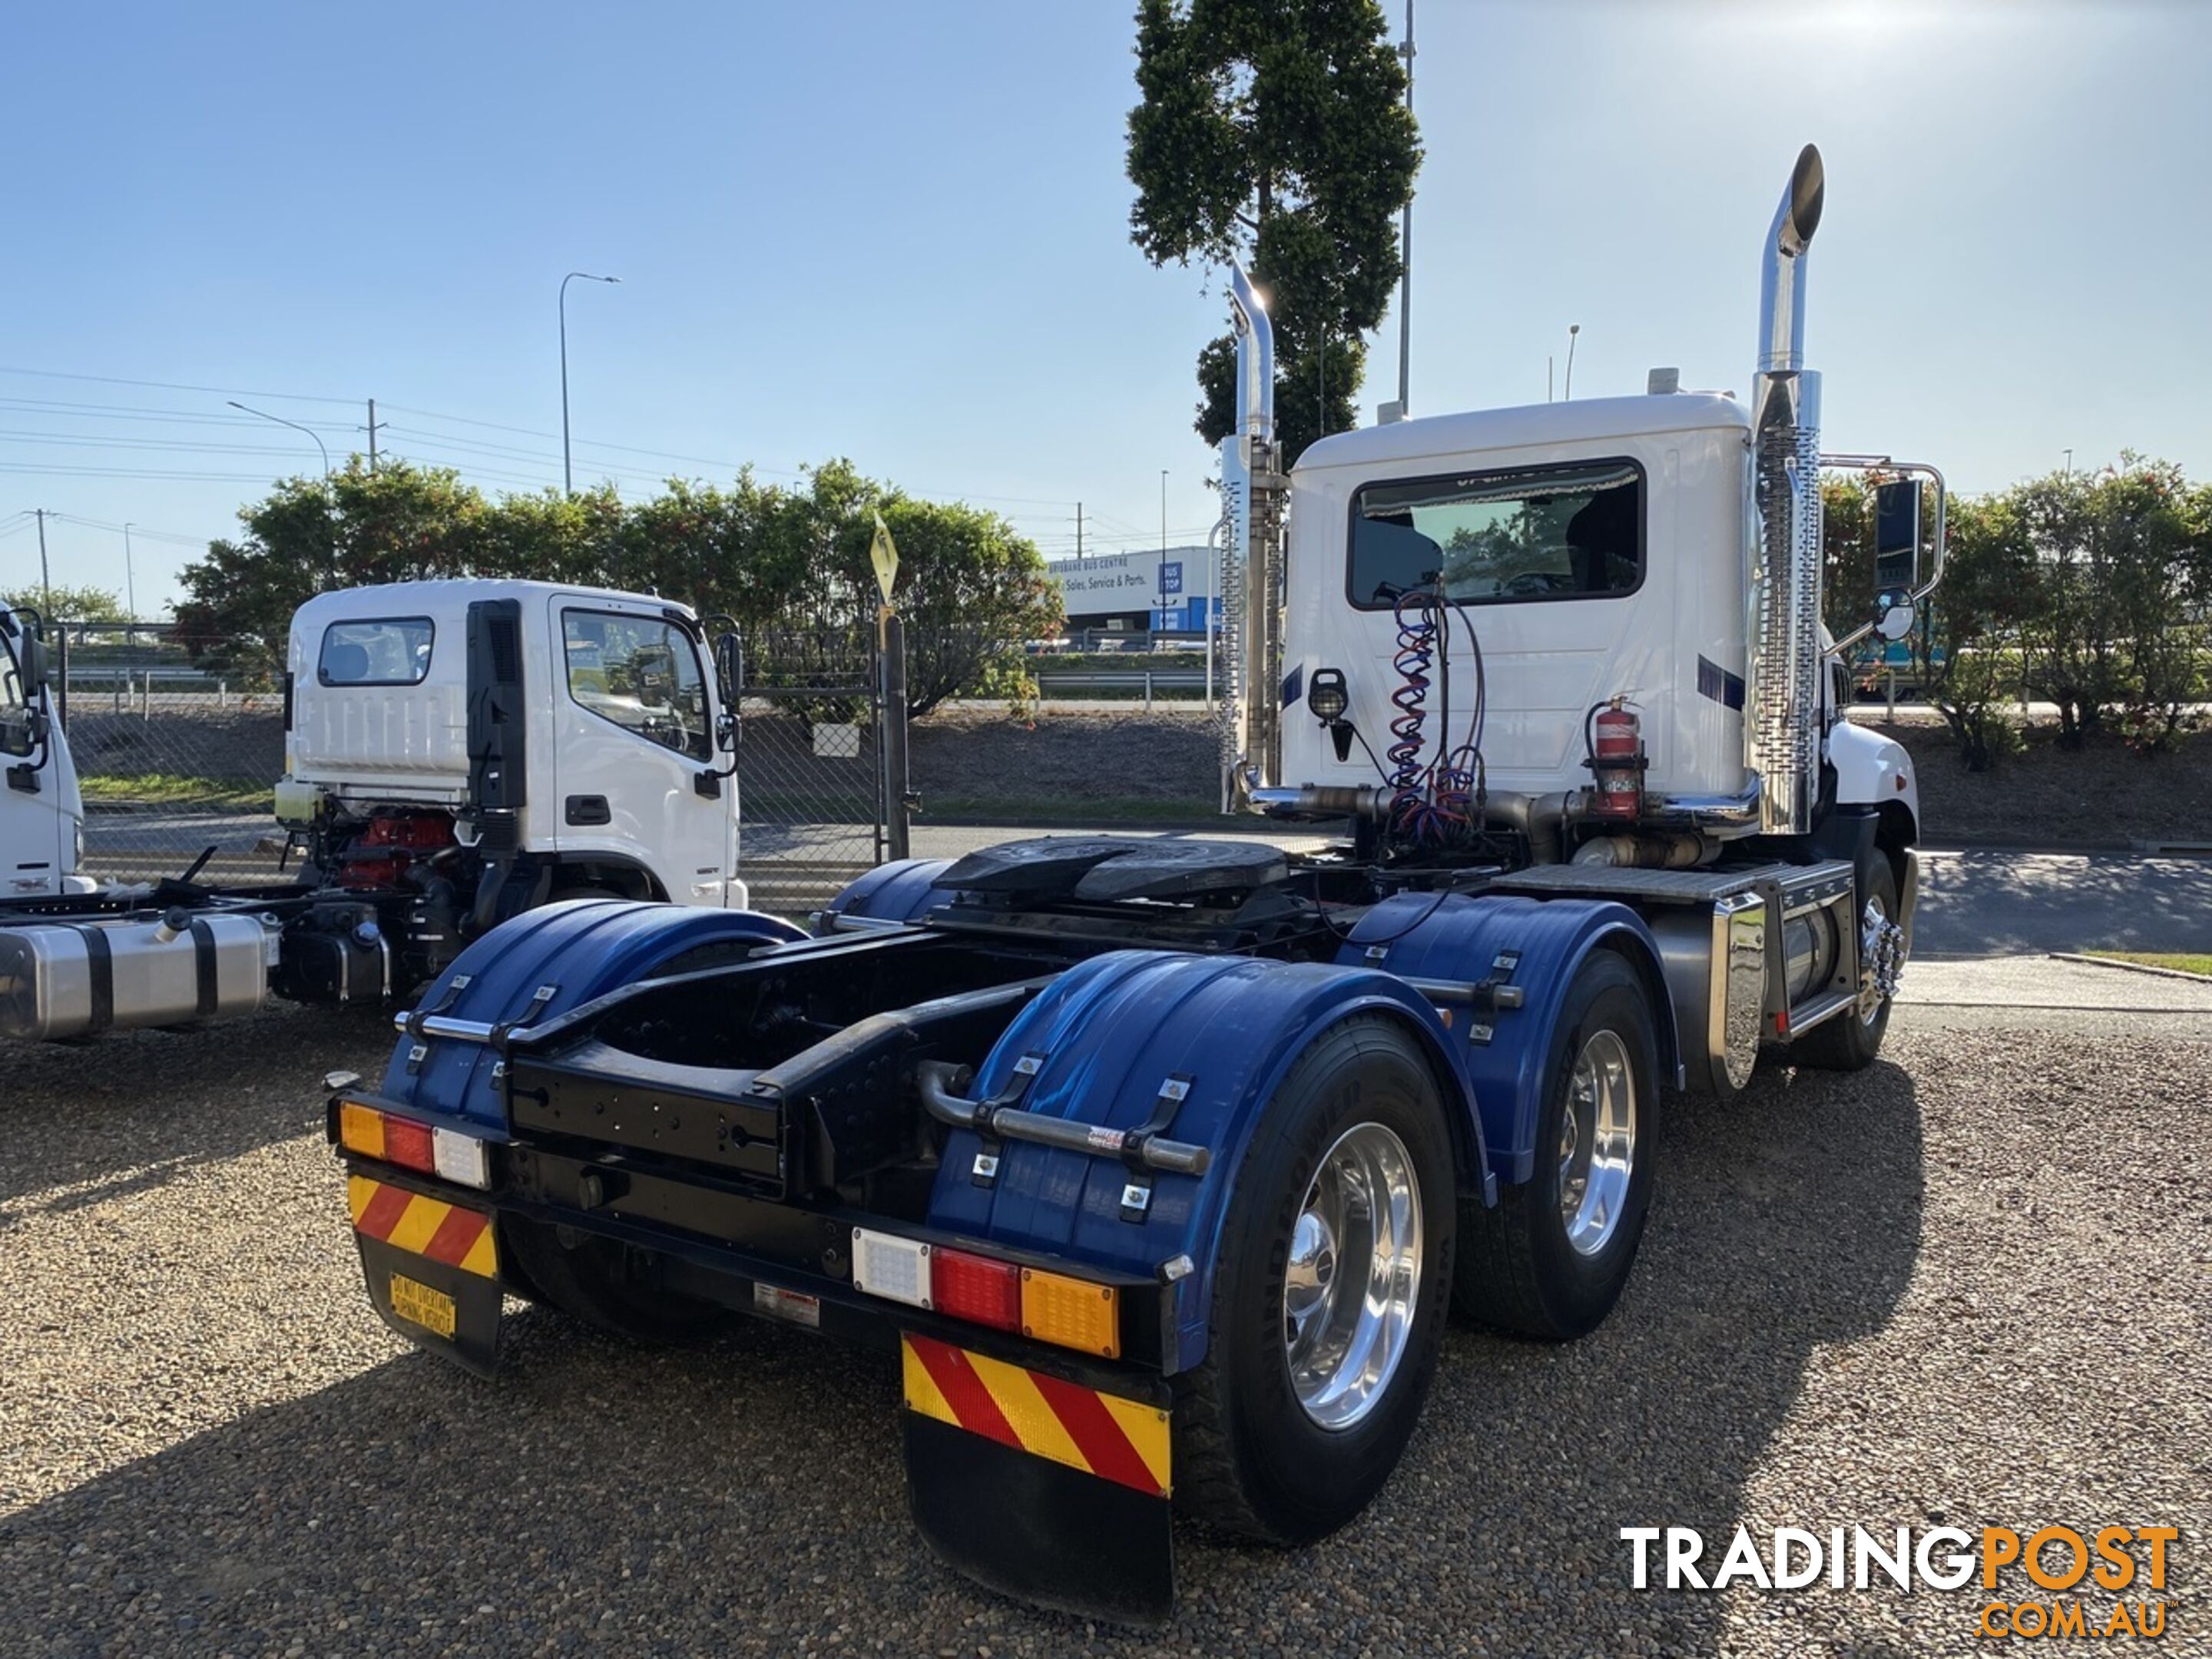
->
1871 588 1917 643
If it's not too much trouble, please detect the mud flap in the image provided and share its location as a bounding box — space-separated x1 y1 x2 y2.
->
356 1232 504 1375
901 1333 1174 1625
348 1174 505 1376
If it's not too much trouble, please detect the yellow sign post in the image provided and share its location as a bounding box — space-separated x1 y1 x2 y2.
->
869 512 900 606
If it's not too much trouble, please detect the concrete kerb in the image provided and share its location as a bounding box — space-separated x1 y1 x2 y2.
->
2048 951 2212 984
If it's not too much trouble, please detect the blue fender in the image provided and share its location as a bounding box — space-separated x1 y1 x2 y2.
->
923 949 1487 1373
820 858 957 929
1333 892 1679 1185
376 900 805 1131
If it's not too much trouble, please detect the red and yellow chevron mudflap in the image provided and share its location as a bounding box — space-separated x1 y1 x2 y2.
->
901 1333 1170 1498
346 1174 497 1279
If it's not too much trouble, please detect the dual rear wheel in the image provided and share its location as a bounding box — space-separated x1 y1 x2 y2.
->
1177 951 1660 1544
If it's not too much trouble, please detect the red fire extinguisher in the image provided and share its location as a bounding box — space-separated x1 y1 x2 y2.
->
1589 698 1645 820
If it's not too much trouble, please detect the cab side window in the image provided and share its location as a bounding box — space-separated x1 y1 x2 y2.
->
561 610 710 761
319 618 435 685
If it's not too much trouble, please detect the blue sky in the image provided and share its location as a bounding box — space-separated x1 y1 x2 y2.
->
2 0 2203 615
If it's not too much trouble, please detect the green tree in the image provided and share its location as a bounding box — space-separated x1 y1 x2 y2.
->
171 460 505 679
2084 456 2210 751
167 457 1060 714
724 462 1061 717
1820 473 1876 630
1126 0 1418 465
871 492 1061 717
2 584 127 624
1912 492 2038 771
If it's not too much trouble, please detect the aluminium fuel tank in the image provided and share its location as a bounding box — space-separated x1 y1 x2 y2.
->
0 910 276 1041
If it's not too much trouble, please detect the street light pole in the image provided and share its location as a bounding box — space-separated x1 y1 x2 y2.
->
122 523 137 626
228 401 330 475
1396 0 1414 416
1563 323 1581 400
560 270 621 495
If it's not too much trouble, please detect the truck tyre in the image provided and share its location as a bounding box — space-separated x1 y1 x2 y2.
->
1173 1014 1455 1545
1790 856 1902 1072
1452 950 1657 1341
503 1219 729 1344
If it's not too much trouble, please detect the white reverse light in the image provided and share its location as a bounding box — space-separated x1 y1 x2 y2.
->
851 1227 932 1310
432 1126 491 1190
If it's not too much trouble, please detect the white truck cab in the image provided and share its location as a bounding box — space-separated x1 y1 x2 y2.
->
1278 393 1921 841
1 579 762 1041
286 580 742 911
0 606 83 899
1217 144 1939 1078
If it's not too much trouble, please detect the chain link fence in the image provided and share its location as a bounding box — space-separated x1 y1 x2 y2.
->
47 618 903 909
733 626 892 917
52 622 289 885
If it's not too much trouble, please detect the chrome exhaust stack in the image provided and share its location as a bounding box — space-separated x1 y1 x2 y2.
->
1220 265 1284 810
1743 144 1826 836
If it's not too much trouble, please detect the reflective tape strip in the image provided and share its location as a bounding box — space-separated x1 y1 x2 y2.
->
900 1333 1169 1498
346 1174 497 1279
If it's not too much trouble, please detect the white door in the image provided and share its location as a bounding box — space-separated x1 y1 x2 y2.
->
546 594 735 906
0 634 67 896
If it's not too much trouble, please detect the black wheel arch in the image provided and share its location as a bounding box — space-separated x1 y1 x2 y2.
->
547 856 666 902
1358 1002 1495 1205
1594 929 1680 1094
1874 799 1916 886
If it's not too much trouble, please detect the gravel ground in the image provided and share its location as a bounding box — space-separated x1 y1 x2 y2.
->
2 1005 2207 1657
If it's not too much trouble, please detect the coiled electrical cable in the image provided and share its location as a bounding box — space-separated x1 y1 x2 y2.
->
1386 588 1439 839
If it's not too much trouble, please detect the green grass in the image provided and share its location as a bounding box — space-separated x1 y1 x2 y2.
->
919 796 1224 825
78 773 270 811
2084 950 2212 978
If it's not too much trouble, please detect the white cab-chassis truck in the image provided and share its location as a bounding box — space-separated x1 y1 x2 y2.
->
0 581 752 1040
321 144 1936 1623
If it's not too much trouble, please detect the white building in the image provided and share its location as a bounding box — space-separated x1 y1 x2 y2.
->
1045 546 1217 634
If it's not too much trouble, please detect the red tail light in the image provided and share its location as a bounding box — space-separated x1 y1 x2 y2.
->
382 1114 435 1174
930 1247 1023 1333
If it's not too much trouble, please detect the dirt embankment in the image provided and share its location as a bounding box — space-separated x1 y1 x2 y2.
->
912 707 1218 820
1866 717 2212 847
916 705 2212 847
61 697 2208 849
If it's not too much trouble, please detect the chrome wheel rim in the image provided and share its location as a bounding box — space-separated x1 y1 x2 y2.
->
1283 1121 1423 1431
1859 893 1905 1025
1557 1029 1636 1257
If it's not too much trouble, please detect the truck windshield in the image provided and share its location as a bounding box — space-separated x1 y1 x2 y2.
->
561 609 710 761
1348 459 1644 608
319 617 435 685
